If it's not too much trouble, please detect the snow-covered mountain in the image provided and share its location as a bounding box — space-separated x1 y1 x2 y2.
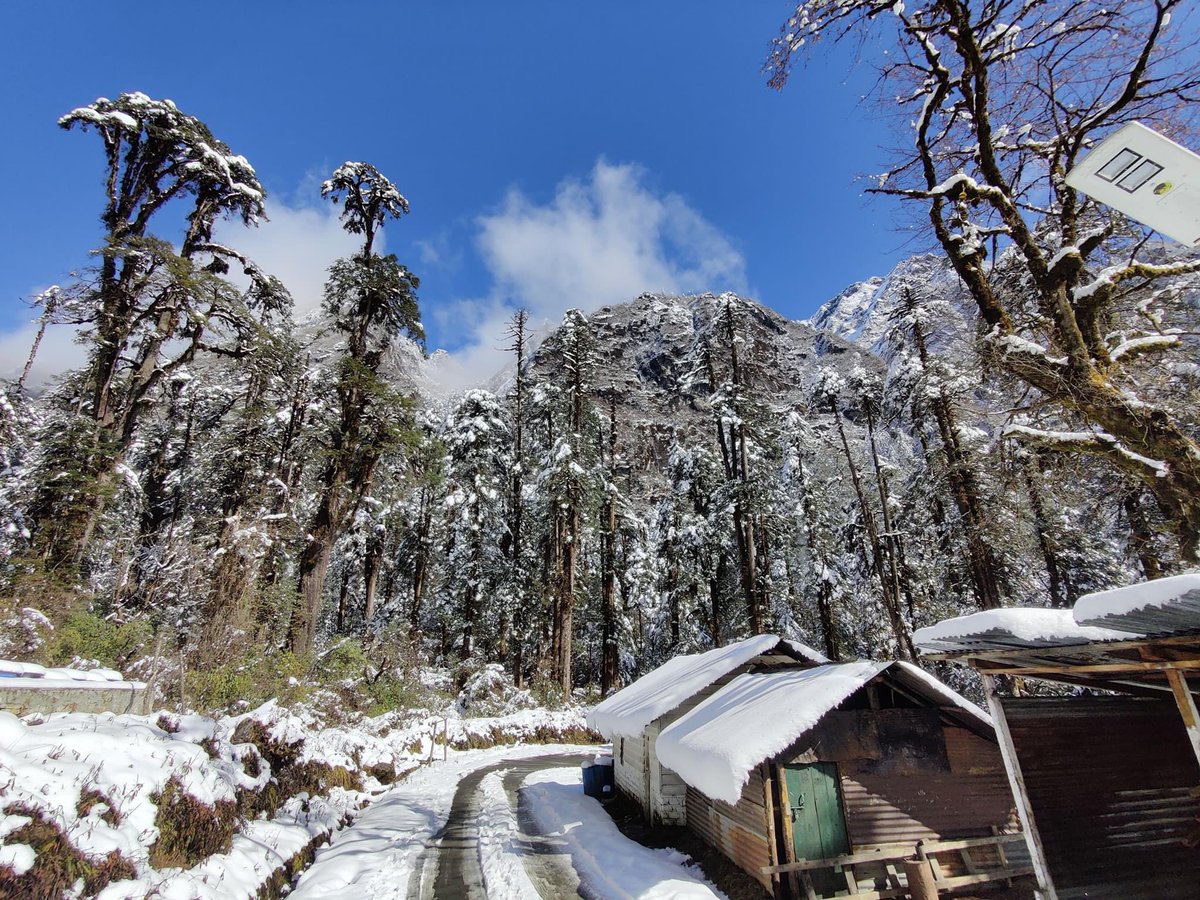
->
521 290 883 485
804 253 977 358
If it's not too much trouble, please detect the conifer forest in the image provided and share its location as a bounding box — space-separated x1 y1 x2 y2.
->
1 0 1198 703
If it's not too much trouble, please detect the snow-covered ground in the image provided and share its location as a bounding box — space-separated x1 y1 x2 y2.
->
523 768 725 899
289 744 589 899
0 693 598 899
289 751 727 899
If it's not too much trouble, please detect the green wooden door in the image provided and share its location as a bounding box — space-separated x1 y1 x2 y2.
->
783 762 849 862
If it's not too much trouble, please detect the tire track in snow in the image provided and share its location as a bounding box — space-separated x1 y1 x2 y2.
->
410 752 589 899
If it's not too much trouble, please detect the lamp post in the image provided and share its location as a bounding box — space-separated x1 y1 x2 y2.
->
1065 121 1200 247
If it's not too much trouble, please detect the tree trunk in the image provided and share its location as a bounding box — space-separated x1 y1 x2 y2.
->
1023 455 1066 608
1124 490 1164 581
288 471 345 654
600 393 620 696
794 444 839 661
905 296 1004 610
363 526 384 627
831 403 915 660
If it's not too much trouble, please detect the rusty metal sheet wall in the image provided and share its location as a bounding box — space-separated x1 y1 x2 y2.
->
841 772 1019 847
1004 696 1200 900
686 768 773 890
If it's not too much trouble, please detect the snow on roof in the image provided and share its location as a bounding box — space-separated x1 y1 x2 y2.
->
587 634 783 738
655 662 887 805
1073 573 1200 635
913 607 1137 652
782 639 831 665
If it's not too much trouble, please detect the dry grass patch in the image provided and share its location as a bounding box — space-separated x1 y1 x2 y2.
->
148 777 239 869
0 803 136 899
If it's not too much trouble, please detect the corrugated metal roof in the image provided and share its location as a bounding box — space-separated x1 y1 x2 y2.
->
1074 586 1200 637
913 607 1140 655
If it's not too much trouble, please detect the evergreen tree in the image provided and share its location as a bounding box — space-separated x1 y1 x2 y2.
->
287 162 421 654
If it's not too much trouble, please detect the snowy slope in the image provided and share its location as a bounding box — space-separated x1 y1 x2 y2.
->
804 253 976 357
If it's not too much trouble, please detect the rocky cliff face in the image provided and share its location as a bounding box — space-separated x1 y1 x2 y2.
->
805 253 978 358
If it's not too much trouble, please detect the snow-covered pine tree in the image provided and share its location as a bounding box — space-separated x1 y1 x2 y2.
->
287 162 422 655
440 389 512 660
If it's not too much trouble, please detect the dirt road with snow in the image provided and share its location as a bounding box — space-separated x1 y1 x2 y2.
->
291 745 725 900
410 752 589 899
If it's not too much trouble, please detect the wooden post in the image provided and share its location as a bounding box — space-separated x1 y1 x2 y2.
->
1166 667 1200 772
777 768 798 897
761 764 783 899
982 674 1058 900
903 843 938 900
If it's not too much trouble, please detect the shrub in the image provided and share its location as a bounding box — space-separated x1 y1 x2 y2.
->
0 803 136 898
148 777 238 869
49 611 153 670
231 719 362 819
186 649 310 713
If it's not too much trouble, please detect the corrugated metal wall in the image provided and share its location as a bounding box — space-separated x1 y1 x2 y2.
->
1005 696 1200 900
686 767 774 891
796 712 1019 848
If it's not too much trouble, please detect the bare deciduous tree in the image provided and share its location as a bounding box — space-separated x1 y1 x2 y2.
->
769 0 1200 559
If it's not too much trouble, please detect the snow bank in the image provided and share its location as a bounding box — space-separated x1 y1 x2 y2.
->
656 663 887 805
0 709 349 898
0 711 257 869
523 767 726 899
1073 572 1200 625
587 634 783 738
912 607 1136 650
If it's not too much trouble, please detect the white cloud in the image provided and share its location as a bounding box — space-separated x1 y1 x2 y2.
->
434 160 747 390
0 317 87 390
215 196 364 319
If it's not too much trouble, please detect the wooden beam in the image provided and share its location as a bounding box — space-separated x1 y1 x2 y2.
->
925 633 1200 665
974 659 1200 677
991 671 1174 699
761 763 783 900
1166 668 1200 773
982 675 1058 900
759 834 1024 875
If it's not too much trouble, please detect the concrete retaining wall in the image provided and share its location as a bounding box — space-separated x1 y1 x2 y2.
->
0 683 153 716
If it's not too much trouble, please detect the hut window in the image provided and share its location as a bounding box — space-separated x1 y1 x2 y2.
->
619 737 625 764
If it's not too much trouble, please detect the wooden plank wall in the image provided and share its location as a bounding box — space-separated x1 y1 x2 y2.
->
647 720 688 825
686 767 774 892
1004 696 1200 900
841 725 1019 849
614 732 646 809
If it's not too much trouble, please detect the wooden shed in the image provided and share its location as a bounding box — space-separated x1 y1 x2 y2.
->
587 634 827 826
657 660 1027 898
915 573 1200 900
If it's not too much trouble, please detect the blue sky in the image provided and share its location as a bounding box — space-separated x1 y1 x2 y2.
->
0 2 919 385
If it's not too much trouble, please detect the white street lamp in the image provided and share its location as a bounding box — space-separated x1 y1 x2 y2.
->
1065 121 1200 247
